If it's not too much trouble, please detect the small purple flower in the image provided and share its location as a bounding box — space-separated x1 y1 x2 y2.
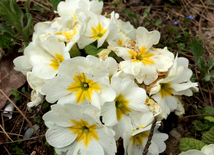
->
173 22 179 25
0 52 2 57
187 15 193 20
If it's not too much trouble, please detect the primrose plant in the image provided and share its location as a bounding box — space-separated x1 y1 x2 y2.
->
13 0 198 154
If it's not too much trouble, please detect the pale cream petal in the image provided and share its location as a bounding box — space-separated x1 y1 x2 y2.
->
46 126 77 148
101 101 117 126
136 27 160 51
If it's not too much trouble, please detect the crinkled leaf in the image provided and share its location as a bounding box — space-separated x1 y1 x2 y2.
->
204 116 214 123
190 39 204 62
179 138 206 152
202 106 214 115
69 44 81 57
202 126 214 144
193 120 210 131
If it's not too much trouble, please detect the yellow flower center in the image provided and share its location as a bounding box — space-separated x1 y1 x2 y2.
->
115 94 131 121
90 23 107 40
130 131 149 145
73 13 77 19
62 29 77 43
69 119 99 147
127 46 155 66
118 39 122 46
159 83 173 99
49 53 65 70
66 73 102 103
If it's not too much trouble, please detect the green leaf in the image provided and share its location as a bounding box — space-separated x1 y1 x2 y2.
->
0 24 15 36
24 0 31 13
206 59 214 71
204 74 211 81
34 115 42 123
0 0 23 32
169 0 175 3
190 39 204 62
22 13 34 42
108 51 123 63
202 106 214 115
11 89 22 101
143 6 151 18
125 11 138 21
154 19 162 26
204 116 214 123
193 120 210 131
179 138 206 152
45 141 51 147
196 56 205 71
21 87 28 95
0 33 15 50
69 44 81 57
84 44 103 56
204 70 214 81
202 126 214 144
50 0 63 10
43 102 49 109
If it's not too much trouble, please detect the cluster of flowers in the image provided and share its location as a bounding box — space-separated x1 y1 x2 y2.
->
13 0 198 154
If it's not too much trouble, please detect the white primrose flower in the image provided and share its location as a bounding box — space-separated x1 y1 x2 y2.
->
123 111 168 155
42 56 116 109
29 35 70 80
109 27 174 85
57 0 103 19
78 11 118 49
82 56 118 77
108 14 136 47
179 144 214 155
34 16 85 53
26 72 45 107
13 42 34 73
101 77 148 140
150 55 198 117
55 16 85 52
43 104 116 155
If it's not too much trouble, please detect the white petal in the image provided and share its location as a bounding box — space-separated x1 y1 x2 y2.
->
43 104 72 127
171 83 198 92
42 76 72 103
152 132 168 153
201 144 214 155
101 101 117 126
179 150 205 155
136 27 160 51
73 139 104 155
148 140 160 155
97 126 117 155
46 125 77 148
